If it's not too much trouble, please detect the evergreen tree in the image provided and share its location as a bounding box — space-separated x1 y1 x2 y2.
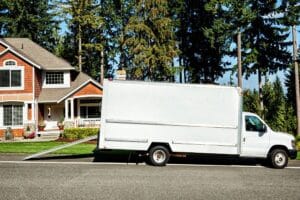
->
241 1 290 111
243 89 261 115
0 0 59 52
178 0 230 83
124 0 179 81
57 0 103 76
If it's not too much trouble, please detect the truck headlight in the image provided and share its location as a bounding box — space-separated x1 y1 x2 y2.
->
291 140 296 149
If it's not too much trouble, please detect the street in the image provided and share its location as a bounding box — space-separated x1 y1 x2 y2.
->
0 159 299 200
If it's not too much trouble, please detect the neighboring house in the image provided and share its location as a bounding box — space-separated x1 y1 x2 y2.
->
0 38 103 138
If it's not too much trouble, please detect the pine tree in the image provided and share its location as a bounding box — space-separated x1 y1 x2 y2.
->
178 1 231 83
0 0 59 52
124 0 179 81
241 1 290 112
243 89 261 115
57 0 103 75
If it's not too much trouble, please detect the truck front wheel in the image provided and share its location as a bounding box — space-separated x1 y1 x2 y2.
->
148 146 170 166
269 149 288 169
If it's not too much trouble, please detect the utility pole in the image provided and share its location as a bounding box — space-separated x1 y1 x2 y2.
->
237 31 242 88
292 25 300 136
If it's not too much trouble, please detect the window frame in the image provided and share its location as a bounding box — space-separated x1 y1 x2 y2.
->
0 60 24 90
42 71 70 88
2 104 24 126
245 115 265 132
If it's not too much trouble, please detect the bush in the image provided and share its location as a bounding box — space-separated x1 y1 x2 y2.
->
63 128 99 140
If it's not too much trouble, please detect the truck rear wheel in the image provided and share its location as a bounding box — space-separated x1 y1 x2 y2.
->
148 146 170 166
269 149 288 169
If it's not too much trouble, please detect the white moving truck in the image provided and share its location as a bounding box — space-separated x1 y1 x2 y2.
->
98 80 297 168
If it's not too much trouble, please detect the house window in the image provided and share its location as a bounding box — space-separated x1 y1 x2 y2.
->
4 60 17 66
46 72 64 84
3 105 23 126
79 99 101 119
0 69 22 87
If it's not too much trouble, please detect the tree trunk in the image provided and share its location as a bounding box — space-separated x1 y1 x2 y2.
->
78 24 82 72
100 50 104 85
258 70 264 117
237 31 242 89
292 25 300 136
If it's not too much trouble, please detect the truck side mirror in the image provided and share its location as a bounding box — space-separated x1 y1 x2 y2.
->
261 124 267 133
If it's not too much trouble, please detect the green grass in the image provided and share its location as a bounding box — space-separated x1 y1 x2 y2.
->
0 141 96 155
297 152 300 160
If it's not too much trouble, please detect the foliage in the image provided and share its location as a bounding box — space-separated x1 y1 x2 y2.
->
124 0 179 81
63 128 99 139
0 0 60 52
244 77 297 135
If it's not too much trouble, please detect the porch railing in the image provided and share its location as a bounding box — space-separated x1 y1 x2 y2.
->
74 118 101 128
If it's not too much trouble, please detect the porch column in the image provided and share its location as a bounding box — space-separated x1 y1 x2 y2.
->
70 98 74 120
77 99 80 118
31 103 34 121
24 103 28 122
65 99 69 120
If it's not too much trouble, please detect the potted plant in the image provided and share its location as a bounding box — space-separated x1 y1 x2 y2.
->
38 121 46 131
57 116 64 130
24 125 35 139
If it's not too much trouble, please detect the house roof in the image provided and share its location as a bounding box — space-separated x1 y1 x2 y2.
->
38 72 103 103
0 38 74 70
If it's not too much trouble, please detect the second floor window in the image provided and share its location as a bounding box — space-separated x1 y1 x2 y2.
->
46 72 64 84
0 69 22 87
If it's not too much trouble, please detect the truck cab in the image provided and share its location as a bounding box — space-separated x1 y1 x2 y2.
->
240 112 297 168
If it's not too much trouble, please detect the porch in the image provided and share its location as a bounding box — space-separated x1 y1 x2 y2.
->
39 97 102 131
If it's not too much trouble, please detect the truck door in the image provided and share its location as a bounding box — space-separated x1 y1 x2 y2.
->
240 114 270 157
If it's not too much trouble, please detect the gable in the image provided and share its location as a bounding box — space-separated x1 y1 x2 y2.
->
0 44 6 53
73 83 103 97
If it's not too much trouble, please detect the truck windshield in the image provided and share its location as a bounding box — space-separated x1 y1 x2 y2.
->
245 115 264 132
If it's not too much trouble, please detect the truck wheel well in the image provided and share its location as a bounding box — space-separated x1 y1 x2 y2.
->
148 143 172 153
268 145 288 157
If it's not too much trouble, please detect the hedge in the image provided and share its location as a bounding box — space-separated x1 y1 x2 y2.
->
63 128 99 139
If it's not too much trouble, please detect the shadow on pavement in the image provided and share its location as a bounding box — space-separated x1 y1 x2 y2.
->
93 151 265 166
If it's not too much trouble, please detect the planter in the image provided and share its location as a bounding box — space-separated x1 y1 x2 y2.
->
38 125 45 131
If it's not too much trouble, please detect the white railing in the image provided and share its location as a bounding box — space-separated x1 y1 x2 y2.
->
74 118 101 128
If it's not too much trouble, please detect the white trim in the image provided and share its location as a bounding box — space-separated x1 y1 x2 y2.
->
3 59 17 66
172 141 237 147
42 71 70 88
0 65 25 90
74 94 103 99
57 80 103 103
0 42 42 69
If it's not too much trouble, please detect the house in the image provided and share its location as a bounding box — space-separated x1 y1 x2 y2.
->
0 38 103 138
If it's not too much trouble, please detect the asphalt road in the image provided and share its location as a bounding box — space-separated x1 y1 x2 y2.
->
0 160 299 200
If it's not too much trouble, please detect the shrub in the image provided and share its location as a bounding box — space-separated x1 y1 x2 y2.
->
63 128 99 140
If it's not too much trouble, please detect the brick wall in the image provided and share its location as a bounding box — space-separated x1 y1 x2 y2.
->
0 44 6 52
0 128 24 138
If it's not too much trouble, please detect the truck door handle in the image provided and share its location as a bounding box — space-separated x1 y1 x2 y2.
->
243 137 246 142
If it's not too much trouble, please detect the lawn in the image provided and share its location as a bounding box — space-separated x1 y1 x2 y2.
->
0 141 96 155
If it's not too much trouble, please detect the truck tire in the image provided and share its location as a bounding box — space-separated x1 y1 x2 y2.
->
148 146 170 166
269 149 288 169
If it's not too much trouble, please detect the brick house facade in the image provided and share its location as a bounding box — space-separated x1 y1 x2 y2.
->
0 38 103 138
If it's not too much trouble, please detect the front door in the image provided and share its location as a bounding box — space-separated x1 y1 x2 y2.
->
44 104 64 130
240 114 270 157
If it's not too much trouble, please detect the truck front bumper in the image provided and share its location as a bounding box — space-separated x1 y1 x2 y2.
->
289 149 298 159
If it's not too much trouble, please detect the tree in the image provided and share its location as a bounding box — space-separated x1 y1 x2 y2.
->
178 0 231 83
0 0 59 52
241 1 291 113
280 0 300 136
57 0 103 78
243 89 261 115
262 77 286 132
124 0 179 81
